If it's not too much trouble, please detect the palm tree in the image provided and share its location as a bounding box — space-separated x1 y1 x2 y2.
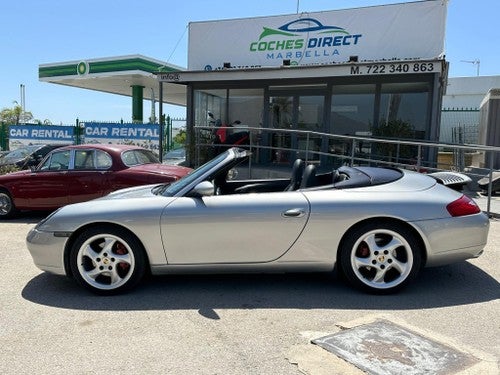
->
0 102 33 125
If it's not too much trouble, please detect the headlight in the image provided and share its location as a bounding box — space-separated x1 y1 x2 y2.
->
34 208 62 230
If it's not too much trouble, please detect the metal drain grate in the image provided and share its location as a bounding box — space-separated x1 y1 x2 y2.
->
312 320 477 375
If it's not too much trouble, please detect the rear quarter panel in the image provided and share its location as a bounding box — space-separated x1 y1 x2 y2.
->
280 173 479 265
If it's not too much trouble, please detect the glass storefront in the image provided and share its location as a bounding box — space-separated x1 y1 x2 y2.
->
379 82 429 139
188 72 438 167
268 91 325 163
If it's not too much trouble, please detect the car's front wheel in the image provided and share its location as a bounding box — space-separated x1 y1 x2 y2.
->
0 189 17 219
339 222 423 294
69 226 146 295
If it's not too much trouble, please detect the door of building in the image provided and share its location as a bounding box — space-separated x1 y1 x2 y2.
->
268 88 326 164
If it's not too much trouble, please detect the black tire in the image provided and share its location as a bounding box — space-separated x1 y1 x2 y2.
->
339 221 423 294
0 189 18 219
69 226 147 295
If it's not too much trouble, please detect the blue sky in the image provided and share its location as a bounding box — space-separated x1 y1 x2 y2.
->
1 0 498 125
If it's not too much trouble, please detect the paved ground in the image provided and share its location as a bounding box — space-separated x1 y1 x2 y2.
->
0 214 498 374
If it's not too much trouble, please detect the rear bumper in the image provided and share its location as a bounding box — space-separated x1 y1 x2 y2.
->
412 213 490 267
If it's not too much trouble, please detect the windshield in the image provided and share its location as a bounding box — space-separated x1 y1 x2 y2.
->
155 151 230 197
4 145 40 160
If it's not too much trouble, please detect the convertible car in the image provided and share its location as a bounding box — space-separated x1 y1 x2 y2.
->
0 144 191 218
26 148 489 295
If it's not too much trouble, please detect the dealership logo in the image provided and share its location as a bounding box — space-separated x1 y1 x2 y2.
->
249 18 362 62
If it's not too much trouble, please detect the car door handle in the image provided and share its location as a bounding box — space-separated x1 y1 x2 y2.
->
282 208 306 218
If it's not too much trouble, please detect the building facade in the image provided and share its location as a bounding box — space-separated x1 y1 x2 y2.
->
159 1 448 165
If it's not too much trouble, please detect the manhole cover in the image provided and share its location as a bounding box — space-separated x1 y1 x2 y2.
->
312 320 477 375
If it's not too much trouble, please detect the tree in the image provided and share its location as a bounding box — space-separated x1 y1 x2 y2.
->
372 119 415 163
0 102 33 125
173 129 186 145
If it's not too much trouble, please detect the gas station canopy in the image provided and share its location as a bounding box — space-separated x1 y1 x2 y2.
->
39 54 187 106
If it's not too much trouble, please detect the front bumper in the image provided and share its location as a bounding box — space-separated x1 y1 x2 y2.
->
26 228 69 275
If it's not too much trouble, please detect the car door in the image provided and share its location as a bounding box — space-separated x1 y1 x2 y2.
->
67 149 112 204
24 149 71 208
160 191 310 264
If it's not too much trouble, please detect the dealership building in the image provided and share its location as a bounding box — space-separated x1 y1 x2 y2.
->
40 1 450 165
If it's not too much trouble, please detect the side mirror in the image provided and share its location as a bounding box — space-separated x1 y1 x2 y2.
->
189 181 214 197
227 168 239 180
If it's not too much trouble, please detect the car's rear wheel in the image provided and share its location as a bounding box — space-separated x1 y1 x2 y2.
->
70 226 146 295
339 222 422 294
0 189 17 219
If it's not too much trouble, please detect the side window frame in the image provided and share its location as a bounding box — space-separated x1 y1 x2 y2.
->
74 150 96 170
38 150 71 171
95 150 113 170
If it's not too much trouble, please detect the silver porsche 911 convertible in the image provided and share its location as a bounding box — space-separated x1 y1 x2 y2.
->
27 147 489 295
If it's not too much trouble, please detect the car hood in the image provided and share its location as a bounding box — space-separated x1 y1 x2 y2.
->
127 163 191 177
37 185 176 233
102 184 160 199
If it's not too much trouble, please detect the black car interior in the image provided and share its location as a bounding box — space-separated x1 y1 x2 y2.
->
213 158 404 195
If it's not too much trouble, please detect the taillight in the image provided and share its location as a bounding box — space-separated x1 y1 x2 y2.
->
446 195 481 217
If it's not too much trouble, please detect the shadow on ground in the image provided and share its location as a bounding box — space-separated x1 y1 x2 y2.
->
22 261 499 316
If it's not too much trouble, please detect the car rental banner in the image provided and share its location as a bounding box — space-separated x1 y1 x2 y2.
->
8 124 160 151
188 0 447 70
83 123 160 151
8 125 74 149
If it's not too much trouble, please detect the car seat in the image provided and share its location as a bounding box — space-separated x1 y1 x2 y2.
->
300 164 318 189
285 159 305 191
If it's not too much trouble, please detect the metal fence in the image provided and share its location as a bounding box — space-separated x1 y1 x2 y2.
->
0 123 8 151
440 108 480 144
194 125 500 215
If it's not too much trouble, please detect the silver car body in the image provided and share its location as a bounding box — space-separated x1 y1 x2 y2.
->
27 148 489 290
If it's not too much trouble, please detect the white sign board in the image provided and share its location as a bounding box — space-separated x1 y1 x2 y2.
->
188 0 447 71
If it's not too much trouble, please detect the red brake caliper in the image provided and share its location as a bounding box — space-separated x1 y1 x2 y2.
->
356 242 370 258
114 242 130 272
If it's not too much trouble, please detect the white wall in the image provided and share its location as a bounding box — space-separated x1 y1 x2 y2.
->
443 76 500 109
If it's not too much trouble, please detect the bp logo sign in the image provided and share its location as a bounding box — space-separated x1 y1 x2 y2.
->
249 18 362 63
77 61 89 75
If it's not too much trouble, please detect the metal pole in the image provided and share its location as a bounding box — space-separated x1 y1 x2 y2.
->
150 88 155 124
350 139 355 166
20 84 25 125
169 116 173 151
158 82 163 162
166 115 171 152
487 151 493 216
248 131 253 179
416 145 422 171
305 132 310 163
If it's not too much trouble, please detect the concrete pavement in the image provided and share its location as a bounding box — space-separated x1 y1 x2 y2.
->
0 216 498 374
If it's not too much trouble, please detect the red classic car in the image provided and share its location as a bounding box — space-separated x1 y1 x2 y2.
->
0 144 191 218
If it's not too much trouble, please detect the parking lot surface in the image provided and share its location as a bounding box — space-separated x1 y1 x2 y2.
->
1 214 499 374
